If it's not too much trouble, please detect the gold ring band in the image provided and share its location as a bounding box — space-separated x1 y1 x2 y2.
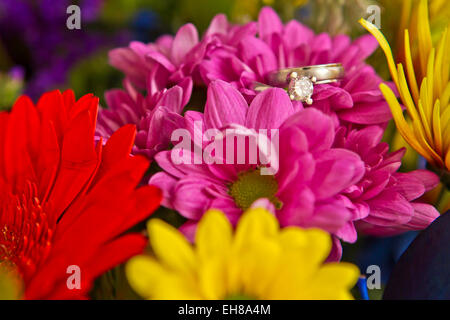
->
254 63 345 104
266 63 344 87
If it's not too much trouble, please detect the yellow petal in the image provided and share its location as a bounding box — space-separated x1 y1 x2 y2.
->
399 0 413 44
434 28 447 96
442 26 450 86
417 97 433 146
279 227 331 266
198 257 227 300
264 229 332 299
227 208 279 297
125 255 168 299
417 0 433 76
147 219 196 274
426 48 435 108
396 63 422 125
153 275 202 300
441 106 450 152
240 239 281 299
263 251 309 299
226 250 243 296
419 77 432 126
308 262 360 300
411 112 444 166
432 99 442 155
441 82 450 113
379 83 430 160
430 0 448 16
404 29 420 104
233 207 279 250
127 255 201 300
196 209 232 262
359 18 399 86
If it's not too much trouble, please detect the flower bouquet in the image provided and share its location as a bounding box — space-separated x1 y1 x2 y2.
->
0 0 449 301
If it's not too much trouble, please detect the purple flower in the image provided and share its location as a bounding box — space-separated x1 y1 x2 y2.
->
150 81 365 252
149 81 440 260
103 14 257 160
199 7 393 127
109 14 257 91
106 8 440 260
334 126 440 238
96 77 192 159
8 66 25 81
0 0 121 99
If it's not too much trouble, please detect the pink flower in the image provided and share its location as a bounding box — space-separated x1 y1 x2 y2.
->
100 15 256 160
96 77 192 159
334 126 440 238
109 14 256 91
107 8 440 261
199 7 393 127
150 81 365 247
150 81 440 259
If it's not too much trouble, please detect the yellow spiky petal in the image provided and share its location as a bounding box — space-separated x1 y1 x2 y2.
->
360 0 450 172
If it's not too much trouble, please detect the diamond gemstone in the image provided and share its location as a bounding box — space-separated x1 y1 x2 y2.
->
288 76 314 101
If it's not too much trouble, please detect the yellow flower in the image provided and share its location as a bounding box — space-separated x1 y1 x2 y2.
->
381 0 450 72
126 207 359 300
360 0 450 173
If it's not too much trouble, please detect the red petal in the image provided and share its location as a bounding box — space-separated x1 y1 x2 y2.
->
4 95 39 189
37 122 60 202
37 91 67 145
47 107 99 218
92 124 136 186
27 234 147 299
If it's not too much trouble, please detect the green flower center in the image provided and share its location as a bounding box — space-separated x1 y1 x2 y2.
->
225 293 257 300
228 168 282 211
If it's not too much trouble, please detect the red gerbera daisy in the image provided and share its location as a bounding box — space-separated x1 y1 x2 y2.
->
0 90 162 299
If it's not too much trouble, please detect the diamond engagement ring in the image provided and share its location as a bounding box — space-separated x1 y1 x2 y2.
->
254 63 345 104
